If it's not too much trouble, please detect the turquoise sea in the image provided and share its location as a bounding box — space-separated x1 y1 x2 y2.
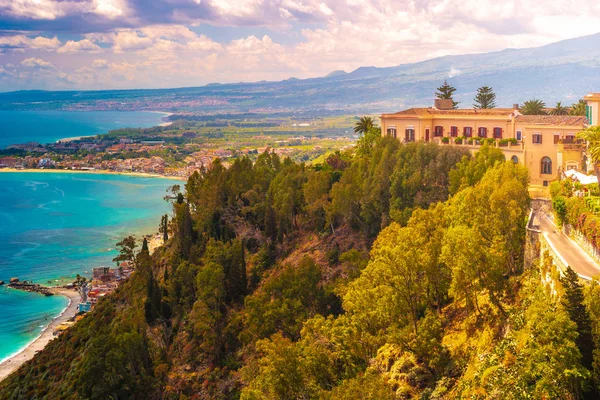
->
0 110 176 363
0 172 178 362
0 110 165 148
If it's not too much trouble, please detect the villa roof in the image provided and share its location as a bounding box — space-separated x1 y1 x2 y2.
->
514 115 587 126
384 107 516 118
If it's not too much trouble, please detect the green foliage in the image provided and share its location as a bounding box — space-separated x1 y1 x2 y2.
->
520 99 547 115
435 80 459 108
561 267 595 370
448 144 506 195
353 116 374 134
112 235 137 267
553 195 568 227
244 257 329 341
571 99 588 116
550 101 569 115
473 85 496 109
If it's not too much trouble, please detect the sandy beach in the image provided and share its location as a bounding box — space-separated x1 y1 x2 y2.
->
0 167 186 181
0 288 80 382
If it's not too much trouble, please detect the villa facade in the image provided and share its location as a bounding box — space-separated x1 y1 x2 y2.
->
380 95 600 187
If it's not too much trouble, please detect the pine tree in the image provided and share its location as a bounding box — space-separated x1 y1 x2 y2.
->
435 80 459 108
560 266 595 370
473 86 496 109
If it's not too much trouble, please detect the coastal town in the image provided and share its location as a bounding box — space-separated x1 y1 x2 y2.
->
0 115 356 178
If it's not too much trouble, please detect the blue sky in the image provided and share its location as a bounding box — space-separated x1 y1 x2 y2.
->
0 0 599 91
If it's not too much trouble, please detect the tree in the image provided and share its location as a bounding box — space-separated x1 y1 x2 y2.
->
473 86 496 109
560 266 595 370
141 237 149 253
520 99 546 115
577 126 600 184
435 80 459 108
571 99 587 116
113 236 136 267
159 214 169 243
353 116 374 134
550 101 569 115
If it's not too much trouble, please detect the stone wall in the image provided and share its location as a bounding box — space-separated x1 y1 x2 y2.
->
563 224 600 265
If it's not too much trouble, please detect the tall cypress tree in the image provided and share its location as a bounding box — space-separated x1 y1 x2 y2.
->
560 266 595 370
473 86 497 109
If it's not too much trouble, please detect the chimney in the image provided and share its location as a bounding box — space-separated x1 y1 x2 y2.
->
513 103 519 110
434 98 454 110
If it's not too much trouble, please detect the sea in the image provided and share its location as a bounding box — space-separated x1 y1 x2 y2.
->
0 110 166 149
0 111 177 363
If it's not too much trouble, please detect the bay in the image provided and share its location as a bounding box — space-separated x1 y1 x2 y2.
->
0 110 165 149
0 172 178 362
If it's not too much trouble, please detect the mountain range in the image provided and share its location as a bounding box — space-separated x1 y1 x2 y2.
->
1 32 599 115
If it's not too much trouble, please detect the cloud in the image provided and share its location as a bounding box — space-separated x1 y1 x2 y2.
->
0 35 61 52
92 59 109 68
448 67 461 78
20 57 55 69
57 39 103 53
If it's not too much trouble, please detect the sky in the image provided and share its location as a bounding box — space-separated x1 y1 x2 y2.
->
0 0 599 91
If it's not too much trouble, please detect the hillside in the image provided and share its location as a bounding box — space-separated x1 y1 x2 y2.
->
2 132 600 399
0 33 599 114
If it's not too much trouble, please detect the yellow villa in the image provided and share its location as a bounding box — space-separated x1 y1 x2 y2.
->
380 95 600 191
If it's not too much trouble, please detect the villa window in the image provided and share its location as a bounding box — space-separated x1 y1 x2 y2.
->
516 130 522 141
511 155 519 164
405 128 415 142
541 156 552 175
478 127 488 138
434 126 444 137
464 127 473 137
532 133 543 144
587 105 594 125
493 127 502 139
450 126 458 137
553 134 560 144
387 127 397 138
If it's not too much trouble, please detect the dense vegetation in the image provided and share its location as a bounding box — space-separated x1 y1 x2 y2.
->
4 130 600 399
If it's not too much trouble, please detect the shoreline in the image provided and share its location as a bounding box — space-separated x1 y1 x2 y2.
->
0 288 81 382
0 168 186 181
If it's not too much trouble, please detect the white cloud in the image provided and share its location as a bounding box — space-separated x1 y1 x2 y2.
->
92 59 109 68
57 39 103 54
21 57 55 69
0 35 61 52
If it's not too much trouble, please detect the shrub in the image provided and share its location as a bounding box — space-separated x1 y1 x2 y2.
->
441 137 450 144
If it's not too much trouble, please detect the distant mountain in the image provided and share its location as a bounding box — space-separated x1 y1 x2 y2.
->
325 70 347 78
1 33 599 114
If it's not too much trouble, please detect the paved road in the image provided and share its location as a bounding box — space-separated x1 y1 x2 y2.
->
536 214 600 279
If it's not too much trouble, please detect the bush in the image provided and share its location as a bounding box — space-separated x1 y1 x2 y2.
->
441 137 450 144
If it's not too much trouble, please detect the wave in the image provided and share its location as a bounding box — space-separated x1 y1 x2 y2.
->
0 294 70 365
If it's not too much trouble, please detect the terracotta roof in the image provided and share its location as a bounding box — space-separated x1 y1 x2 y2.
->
515 115 587 126
384 107 515 117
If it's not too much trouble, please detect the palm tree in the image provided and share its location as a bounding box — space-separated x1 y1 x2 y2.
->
354 116 374 134
577 126 600 183
520 99 547 115
570 100 587 116
550 102 569 115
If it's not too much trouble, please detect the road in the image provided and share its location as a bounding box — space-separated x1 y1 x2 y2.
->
536 214 600 280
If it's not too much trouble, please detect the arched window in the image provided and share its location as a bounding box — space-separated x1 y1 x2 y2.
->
511 155 518 164
541 156 552 175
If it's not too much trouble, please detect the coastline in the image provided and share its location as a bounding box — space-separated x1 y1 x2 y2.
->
0 288 81 382
0 168 186 182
